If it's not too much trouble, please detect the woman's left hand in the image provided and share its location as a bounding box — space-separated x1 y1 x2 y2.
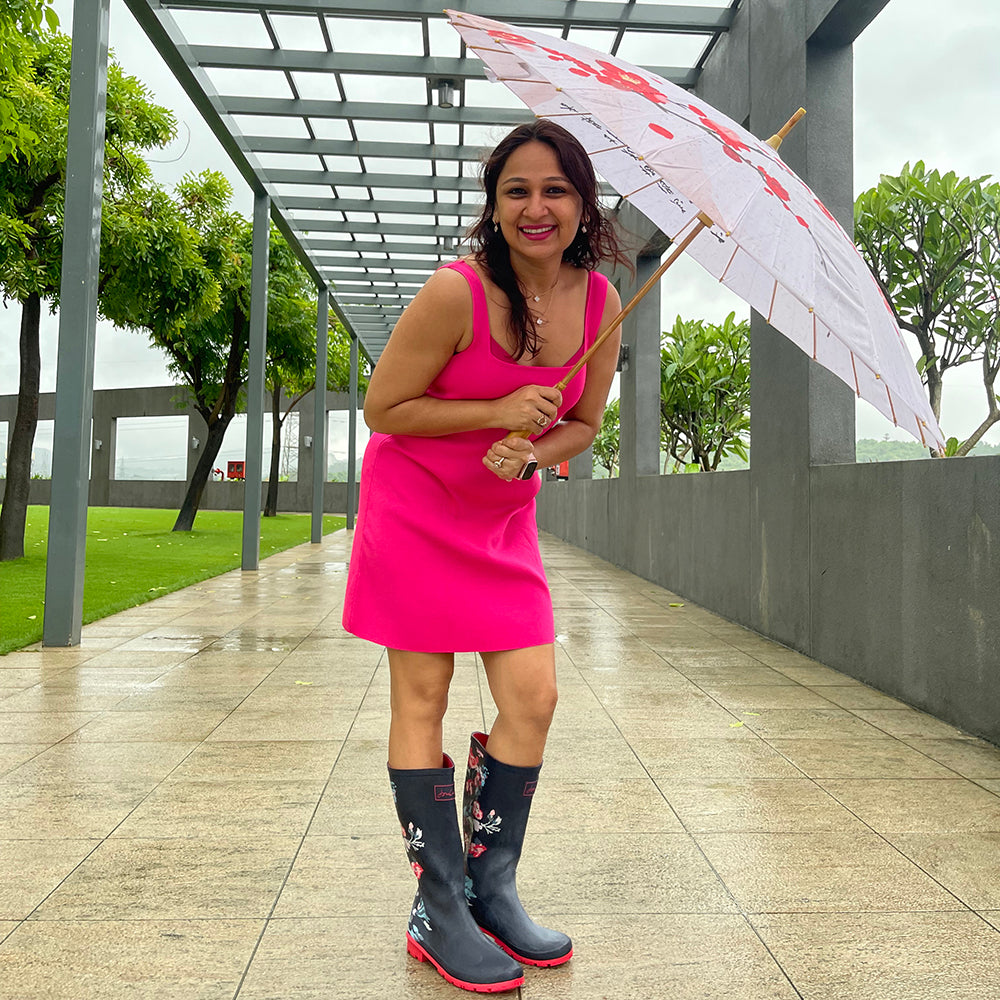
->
483 435 537 482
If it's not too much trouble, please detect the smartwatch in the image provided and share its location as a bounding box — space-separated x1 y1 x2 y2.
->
517 459 538 480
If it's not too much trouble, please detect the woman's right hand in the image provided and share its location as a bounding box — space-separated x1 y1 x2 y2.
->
495 384 563 433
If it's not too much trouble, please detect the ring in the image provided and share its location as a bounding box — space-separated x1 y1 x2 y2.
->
536 415 548 427
493 458 504 468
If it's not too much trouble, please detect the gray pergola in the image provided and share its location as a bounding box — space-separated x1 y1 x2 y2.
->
43 0 739 645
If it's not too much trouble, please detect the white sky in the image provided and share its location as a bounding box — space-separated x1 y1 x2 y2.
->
1 0 998 445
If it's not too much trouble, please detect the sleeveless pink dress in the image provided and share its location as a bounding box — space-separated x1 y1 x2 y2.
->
342 260 609 653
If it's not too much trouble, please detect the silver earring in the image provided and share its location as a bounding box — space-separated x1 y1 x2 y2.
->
581 223 587 234
493 221 499 233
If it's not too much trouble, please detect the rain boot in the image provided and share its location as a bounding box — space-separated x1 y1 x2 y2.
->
389 754 524 993
463 732 573 967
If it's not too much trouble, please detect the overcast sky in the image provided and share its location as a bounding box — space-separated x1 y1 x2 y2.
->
1 0 998 446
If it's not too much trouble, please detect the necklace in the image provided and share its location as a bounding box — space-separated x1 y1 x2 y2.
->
521 274 560 326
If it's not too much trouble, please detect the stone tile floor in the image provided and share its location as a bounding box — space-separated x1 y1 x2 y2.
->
1 529 999 999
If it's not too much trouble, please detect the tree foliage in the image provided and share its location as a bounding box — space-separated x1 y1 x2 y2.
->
0 31 201 561
592 397 620 477
659 312 750 472
0 0 59 162
855 161 1000 455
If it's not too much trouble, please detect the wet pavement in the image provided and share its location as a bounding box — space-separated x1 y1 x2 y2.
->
1 528 999 998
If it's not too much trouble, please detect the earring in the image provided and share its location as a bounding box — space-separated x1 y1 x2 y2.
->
580 223 588 234
493 220 499 233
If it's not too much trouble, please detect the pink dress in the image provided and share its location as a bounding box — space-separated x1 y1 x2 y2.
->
342 260 609 653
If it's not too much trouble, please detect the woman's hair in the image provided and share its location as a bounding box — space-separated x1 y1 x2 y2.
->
467 120 630 360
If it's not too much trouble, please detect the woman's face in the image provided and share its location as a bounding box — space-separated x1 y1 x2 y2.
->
494 140 584 267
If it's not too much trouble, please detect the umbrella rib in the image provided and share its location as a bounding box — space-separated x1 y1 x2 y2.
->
885 382 898 426
811 310 817 360
622 177 662 199
766 280 778 324
719 244 739 283
850 352 861 397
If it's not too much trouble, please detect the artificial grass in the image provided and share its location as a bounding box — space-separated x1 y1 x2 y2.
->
0 506 346 654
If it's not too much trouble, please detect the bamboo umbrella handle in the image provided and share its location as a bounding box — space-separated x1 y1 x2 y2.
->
506 211 713 455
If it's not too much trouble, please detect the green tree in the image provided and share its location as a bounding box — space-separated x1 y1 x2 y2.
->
148 173 339 532
592 397 620 477
263 313 360 517
659 312 750 472
854 161 1000 455
0 32 193 561
0 0 59 162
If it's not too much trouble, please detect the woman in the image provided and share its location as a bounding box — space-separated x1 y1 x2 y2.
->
343 120 627 993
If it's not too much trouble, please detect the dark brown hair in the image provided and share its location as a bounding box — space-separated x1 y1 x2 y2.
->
467 120 630 360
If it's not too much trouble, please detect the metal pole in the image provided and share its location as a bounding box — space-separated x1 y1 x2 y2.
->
241 191 269 570
42 0 111 647
346 333 359 529
311 286 328 543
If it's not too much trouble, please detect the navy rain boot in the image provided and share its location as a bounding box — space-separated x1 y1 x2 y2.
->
463 732 573 967
389 754 524 993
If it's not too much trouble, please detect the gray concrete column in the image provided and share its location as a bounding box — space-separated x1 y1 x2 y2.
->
346 334 359 528
745 0 856 648
311 286 329 542
42 0 111 647
90 399 113 506
241 192 269 571
569 446 593 480
618 254 663 479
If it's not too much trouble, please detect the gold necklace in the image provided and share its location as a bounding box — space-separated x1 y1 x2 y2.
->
521 275 560 326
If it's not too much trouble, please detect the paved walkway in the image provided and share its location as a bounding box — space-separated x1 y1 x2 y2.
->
1 529 999 999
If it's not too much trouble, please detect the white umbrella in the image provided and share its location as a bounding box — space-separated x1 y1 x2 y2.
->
447 10 945 451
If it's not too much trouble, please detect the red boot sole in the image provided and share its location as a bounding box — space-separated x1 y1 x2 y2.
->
406 933 524 993
480 928 574 968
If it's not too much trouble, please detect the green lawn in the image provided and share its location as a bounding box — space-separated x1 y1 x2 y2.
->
0 506 345 654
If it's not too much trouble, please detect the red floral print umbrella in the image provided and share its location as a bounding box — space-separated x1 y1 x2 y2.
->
447 11 945 451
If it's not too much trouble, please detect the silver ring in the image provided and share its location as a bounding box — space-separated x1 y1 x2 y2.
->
493 458 504 468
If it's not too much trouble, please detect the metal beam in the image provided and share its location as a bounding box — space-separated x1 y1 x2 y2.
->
241 192 270 571
304 241 449 257
219 96 530 126
316 256 437 271
165 1 735 33
285 199 482 217
43 0 111 648
298 222 467 240
246 135 488 161
192 46 698 86
266 168 483 191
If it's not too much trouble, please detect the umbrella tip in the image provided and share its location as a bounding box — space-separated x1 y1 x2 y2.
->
766 107 806 150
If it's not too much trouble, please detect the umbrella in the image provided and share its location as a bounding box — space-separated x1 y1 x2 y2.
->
446 10 945 452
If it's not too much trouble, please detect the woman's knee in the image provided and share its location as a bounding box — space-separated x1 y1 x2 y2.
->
389 651 453 723
507 679 558 733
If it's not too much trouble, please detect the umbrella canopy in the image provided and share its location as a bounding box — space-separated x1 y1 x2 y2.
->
447 10 945 452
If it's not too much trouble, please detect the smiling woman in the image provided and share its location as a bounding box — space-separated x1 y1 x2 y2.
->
341 120 630 992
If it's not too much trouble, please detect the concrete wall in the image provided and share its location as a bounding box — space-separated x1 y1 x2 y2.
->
0 384 360 514
540 455 1000 744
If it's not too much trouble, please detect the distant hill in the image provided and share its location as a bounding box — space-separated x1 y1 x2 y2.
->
856 438 1000 462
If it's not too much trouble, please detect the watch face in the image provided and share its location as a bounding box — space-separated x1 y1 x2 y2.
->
519 460 539 480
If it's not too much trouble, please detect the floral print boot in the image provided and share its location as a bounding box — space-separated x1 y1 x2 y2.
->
463 732 573 966
389 754 524 993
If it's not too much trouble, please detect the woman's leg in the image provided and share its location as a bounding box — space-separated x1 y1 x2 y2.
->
385 647 524 990
479 643 559 766
462 643 571 966
387 648 454 769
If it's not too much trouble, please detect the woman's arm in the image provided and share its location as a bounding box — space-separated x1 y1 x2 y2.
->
483 281 623 479
363 267 562 437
